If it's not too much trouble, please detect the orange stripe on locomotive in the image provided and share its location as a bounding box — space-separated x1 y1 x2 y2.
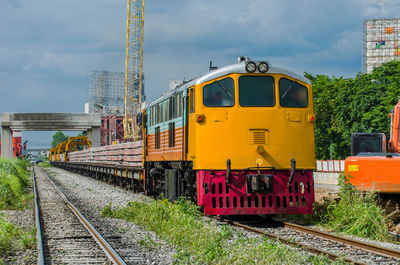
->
146 126 185 161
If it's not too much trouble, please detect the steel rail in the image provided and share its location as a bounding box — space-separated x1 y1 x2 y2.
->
213 216 365 265
49 163 400 263
36 166 127 265
32 167 45 265
282 221 400 259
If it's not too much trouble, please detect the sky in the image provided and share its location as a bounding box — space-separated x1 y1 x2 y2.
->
1 0 400 149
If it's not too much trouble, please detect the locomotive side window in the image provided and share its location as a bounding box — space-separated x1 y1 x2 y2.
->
149 106 152 126
189 87 195 113
239 76 275 107
203 78 234 107
155 105 160 124
177 95 180 118
160 101 166 122
279 78 308 107
152 106 155 125
152 106 156 125
176 93 181 117
148 108 152 126
168 98 173 120
171 96 176 119
168 122 175 147
164 100 169 121
152 106 155 126
160 103 164 122
178 92 183 116
155 126 161 149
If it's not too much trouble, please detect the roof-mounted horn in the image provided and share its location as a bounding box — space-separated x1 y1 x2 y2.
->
238 56 250 63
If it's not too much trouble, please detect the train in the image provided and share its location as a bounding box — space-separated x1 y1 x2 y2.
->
52 57 316 215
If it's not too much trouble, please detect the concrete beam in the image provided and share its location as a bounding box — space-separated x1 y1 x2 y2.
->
1 112 102 157
1 113 101 131
1 126 13 158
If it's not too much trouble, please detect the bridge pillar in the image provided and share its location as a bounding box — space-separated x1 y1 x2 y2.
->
1 126 13 158
87 126 101 147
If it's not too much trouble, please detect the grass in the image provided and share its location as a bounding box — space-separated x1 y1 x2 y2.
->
138 234 159 250
102 199 344 264
0 216 36 260
280 174 391 241
0 158 32 210
321 174 389 241
0 158 36 262
37 161 51 168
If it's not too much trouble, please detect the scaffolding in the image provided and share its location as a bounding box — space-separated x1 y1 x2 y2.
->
88 71 126 115
363 18 400 73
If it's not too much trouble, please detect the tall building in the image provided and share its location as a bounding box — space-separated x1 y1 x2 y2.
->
363 18 400 73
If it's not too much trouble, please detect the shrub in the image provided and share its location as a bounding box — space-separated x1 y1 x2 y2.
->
322 174 389 240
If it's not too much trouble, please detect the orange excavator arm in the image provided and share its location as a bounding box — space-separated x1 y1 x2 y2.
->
388 97 400 153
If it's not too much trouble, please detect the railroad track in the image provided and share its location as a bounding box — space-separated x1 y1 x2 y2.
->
49 164 400 264
214 216 400 264
33 166 127 264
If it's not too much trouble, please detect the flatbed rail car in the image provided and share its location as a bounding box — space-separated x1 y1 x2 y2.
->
53 57 316 216
53 141 143 189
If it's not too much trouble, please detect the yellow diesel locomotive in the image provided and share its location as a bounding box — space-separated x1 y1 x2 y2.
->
144 57 316 215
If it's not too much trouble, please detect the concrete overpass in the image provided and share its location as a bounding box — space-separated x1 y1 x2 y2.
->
1 113 101 158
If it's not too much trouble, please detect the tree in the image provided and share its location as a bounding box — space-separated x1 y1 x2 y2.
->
51 131 69 147
308 60 400 159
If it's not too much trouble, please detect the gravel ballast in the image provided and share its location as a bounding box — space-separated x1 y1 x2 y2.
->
0 185 37 265
44 167 176 265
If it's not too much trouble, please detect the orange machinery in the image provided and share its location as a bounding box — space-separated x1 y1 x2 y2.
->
345 98 400 193
0 131 26 158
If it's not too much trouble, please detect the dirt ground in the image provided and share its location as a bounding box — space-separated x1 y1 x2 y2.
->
314 187 339 203
379 195 400 234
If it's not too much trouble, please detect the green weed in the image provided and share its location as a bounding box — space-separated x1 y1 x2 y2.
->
0 158 31 210
101 201 113 217
321 174 389 241
38 161 51 168
138 234 159 250
102 198 339 264
281 174 390 241
0 217 36 257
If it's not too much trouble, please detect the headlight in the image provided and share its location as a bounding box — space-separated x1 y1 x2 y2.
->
246 61 257 73
258 62 269 73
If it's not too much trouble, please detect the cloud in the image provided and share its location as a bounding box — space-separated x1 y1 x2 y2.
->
2 0 400 147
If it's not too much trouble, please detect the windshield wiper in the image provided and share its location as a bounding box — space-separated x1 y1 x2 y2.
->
281 80 296 99
215 81 233 98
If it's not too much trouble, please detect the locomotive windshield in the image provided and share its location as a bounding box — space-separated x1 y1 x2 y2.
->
239 76 275 107
203 77 235 107
279 78 308 107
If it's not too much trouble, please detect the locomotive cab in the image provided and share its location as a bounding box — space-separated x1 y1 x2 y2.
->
188 72 315 171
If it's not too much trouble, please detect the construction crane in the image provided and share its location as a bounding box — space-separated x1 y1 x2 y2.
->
123 0 145 140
